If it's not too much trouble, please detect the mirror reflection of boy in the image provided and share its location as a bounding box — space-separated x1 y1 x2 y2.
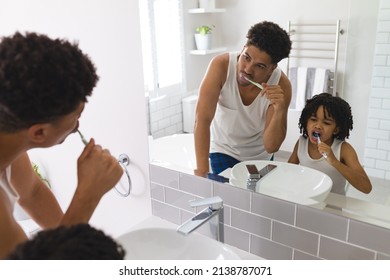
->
288 93 372 194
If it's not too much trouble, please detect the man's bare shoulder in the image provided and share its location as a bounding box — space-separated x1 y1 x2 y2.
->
209 52 230 69
206 53 230 81
211 52 229 62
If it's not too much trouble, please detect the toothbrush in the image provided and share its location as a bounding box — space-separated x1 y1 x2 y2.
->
313 132 327 158
77 129 89 146
244 76 264 90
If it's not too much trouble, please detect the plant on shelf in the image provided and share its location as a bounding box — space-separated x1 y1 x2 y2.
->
195 25 214 35
32 161 51 189
194 25 215 50
14 162 52 221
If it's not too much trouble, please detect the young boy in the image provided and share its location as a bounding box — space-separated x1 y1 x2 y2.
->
6 224 125 260
288 93 372 195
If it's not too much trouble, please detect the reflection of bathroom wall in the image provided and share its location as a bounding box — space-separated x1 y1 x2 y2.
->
147 93 183 138
148 91 197 138
150 165 390 259
364 0 390 179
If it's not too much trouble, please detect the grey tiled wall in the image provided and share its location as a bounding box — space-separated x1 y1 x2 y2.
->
150 164 390 260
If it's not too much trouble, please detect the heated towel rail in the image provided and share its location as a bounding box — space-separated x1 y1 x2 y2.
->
286 20 344 96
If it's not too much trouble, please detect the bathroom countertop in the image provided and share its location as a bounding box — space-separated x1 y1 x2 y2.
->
124 215 263 260
221 167 390 229
324 193 390 228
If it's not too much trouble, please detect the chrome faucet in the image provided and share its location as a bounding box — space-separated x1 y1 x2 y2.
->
177 196 224 242
246 164 278 190
246 164 261 190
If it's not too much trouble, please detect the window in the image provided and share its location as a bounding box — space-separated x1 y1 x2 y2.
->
139 0 185 98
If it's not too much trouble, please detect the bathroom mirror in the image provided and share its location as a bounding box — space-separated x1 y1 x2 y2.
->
145 0 390 228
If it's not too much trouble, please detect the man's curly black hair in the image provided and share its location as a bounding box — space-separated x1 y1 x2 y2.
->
6 223 125 260
299 93 353 140
246 21 292 64
0 32 99 132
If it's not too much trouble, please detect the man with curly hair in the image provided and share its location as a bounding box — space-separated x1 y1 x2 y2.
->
0 32 123 259
194 21 292 176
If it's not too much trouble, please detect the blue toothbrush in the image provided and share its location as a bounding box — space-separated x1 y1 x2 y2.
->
313 132 327 158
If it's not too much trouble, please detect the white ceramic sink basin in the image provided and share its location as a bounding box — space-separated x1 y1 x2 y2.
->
230 160 332 206
116 227 240 260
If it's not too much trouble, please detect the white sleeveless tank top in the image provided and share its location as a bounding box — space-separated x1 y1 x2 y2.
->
0 166 18 211
297 136 347 195
210 52 282 161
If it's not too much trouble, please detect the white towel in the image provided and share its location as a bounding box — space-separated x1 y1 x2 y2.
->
312 68 331 96
288 67 297 109
305 68 316 101
289 67 332 109
296 67 307 110
289 67 308 110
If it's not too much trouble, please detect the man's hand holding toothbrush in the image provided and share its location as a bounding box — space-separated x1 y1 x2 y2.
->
62 134 123 225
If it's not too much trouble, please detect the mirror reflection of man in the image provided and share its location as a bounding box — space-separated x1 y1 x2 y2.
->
194 21 292 177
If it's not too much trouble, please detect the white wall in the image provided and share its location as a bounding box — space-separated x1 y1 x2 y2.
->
0 0 151 237
343 0 380 162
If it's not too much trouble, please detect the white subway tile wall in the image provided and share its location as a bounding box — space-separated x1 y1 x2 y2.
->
150 164 390 260
147 91 197 139
364 0 390 180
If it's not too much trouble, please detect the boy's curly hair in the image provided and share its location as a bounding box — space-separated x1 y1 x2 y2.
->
246 21 292 64
0 32 99 132
6 223 125 260
299 93 353 140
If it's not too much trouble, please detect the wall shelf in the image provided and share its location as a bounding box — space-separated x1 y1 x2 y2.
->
188 5 226 56
189 47 227 55
188 8 226 14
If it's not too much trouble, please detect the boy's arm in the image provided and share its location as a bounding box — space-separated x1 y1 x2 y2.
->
330 142 372 194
